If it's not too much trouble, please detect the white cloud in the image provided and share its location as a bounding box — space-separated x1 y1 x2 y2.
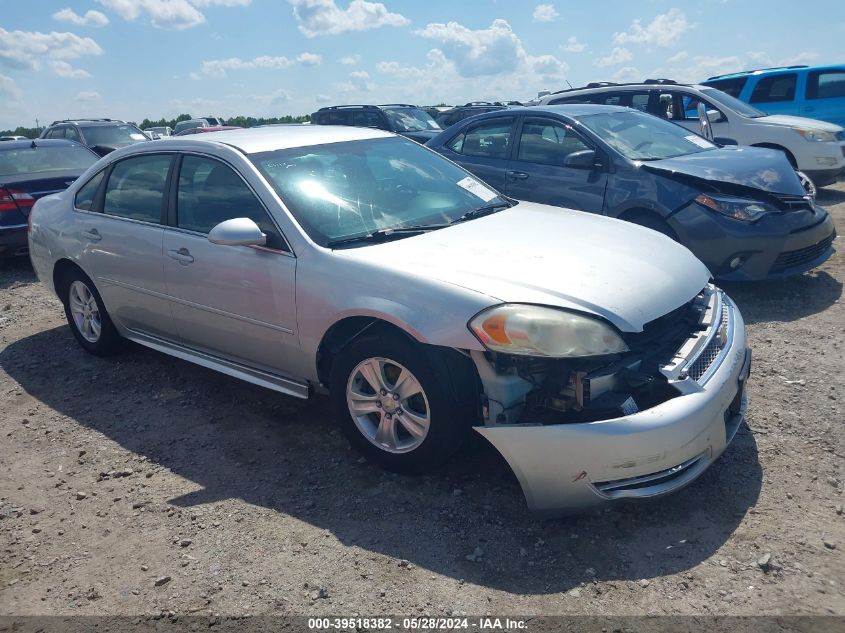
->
75 91 102 102
96 0 250 30
611 66 642 83
532 4 558 22
613 9 690 48
53 8 110 27
289 0 409 37
336 69 375 92
0 73 22 101
666 51 688 64
415 19 567 80
561 36 586 53
51 60 91 79
296 52 322 66
594 47 632 68
200 53 320 76
0 27 103 72
340 54 361 65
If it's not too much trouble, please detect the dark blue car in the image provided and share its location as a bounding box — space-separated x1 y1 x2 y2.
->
426 105 836 281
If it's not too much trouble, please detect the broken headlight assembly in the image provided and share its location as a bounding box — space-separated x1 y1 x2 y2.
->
468 304 629 358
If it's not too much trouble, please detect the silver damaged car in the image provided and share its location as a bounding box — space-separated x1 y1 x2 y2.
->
27 126 751 514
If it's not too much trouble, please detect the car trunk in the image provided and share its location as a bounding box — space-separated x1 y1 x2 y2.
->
0 170 79 227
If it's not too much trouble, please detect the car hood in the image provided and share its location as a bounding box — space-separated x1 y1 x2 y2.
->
337 202 711 333
757 114 844 132
642 145 805 196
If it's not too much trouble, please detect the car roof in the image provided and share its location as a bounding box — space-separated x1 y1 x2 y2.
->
503 104 639 117
148 124 395 154
550 84 706 96
0 138 88 150
705 64 844 81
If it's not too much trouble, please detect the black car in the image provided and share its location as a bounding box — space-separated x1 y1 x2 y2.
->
426 104 836 281
39 119 150 157
433 102 512 128
310 104 442 143
0 139 99 258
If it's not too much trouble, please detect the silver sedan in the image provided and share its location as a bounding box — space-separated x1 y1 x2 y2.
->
28 125 751 514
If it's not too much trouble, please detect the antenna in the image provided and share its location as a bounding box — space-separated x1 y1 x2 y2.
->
565 79 573 89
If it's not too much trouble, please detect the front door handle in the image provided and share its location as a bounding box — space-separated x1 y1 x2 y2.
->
167 247 194 265
507 170 529 180
81 228 102 242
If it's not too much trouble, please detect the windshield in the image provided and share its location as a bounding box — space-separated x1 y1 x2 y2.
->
383 108 441 132
576 109 717 161
81 125 148 147
0 144 98 177
700 87 766 118
250 137 508 247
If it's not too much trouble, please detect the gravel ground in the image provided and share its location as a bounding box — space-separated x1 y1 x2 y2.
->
0 184 843 619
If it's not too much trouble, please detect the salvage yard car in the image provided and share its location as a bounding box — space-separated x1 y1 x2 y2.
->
1 139 99 258
427 104 837 281
28 126 751 514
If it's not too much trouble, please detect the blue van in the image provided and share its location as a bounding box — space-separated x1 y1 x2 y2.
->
702 65 845 128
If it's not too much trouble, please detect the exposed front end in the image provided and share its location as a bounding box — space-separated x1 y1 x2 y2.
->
472 285 751 514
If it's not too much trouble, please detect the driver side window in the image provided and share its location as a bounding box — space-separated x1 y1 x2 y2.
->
516 120 591 166
176 155 288 251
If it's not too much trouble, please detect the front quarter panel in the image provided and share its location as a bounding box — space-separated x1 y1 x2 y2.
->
294 246 495 384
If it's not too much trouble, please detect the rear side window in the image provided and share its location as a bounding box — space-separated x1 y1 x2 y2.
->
74 171 105 211
103 154 171 224
750 74 797 103
176 155 287 250
705 77 748 97
447 119 513 159
806 70 845 99
351 110 383 128
517 120 591 166
316 111 350 125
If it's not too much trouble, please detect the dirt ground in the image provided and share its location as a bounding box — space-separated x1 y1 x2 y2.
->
0 185 843 620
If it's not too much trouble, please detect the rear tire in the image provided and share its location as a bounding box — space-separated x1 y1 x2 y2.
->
59 268 123 356
329 332 470 473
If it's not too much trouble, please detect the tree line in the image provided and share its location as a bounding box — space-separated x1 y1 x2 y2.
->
1 113 311 137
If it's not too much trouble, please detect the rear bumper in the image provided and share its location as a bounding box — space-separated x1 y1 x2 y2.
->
0 225 28 258
476 293 750 515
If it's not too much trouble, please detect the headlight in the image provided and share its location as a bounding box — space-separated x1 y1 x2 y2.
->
468 304 629 358
793 127 836 143
695 193 771 222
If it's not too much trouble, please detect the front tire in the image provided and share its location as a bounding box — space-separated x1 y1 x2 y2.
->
60 269 123 356
329 332 470 473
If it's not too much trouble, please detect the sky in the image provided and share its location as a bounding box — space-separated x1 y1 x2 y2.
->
1 0 843 130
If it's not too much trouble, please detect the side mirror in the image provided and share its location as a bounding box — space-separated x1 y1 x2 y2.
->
563 149 598 169
697 103 715 141
208 217 266 247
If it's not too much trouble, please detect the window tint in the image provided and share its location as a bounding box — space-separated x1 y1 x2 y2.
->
176 156 286 250
517 120 591 166
351 110 383 128
46 127 65 139
65 127 81 142
706 77 748 98
74 171 105 211
103 154 171 223
750 74 797 103
599 94 623 106
318 111 350 125
447 119 513 159
630 93 650 112
807 70 845 99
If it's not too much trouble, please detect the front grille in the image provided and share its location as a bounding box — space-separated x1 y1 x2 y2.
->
686 303 729 382
771 192 813 212
594 454 705 496
623 299 701 359
770 230 837 273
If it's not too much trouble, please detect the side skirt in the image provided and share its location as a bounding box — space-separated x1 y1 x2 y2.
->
125 329 310 399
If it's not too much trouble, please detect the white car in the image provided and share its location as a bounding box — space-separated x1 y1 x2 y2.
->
539 81 845 189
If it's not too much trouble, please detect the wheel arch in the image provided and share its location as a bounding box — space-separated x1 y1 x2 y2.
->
52 258 88 302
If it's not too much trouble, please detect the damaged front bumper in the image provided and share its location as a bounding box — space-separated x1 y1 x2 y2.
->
473 290 751 515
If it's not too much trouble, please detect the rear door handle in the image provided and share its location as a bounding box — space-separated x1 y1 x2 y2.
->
81 229 102 242
167 247 194 265
507 170 529 180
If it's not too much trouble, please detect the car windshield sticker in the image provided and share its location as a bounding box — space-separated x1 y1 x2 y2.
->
456 176 497 202
685 135 713 148
130 133 147 140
